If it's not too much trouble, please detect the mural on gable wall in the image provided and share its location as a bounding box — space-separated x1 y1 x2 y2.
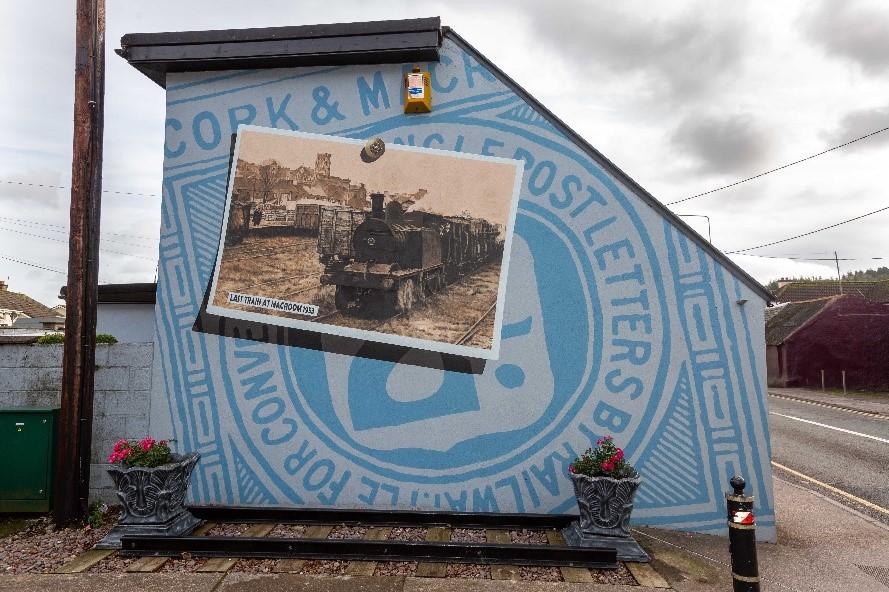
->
205 126 523 361
154 32 776 540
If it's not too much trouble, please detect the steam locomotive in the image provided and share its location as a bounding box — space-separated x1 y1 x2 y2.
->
319 193 502 315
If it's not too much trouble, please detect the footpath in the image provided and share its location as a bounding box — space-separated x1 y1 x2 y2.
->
769 387 889 417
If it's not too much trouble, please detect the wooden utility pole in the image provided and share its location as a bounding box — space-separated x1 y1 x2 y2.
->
54 0 105 524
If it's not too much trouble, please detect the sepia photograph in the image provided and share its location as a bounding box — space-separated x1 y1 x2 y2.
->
206 126 523 359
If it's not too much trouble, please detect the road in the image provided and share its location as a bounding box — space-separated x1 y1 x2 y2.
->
768 394 889 515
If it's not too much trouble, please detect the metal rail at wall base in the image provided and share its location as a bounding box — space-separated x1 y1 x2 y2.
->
119 507 618 569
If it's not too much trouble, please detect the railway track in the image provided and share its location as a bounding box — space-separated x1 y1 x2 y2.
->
313 309 400 333
455 301 497 345
240 272 318 293
224 246 304 263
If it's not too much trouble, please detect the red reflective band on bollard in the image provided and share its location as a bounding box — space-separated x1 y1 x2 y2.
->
726 476 760 592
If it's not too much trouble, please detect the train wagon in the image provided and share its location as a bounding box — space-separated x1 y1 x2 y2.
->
317 207 368 265
320 193 503 315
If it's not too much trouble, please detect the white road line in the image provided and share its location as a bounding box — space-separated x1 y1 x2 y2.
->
772 462 889 517
770 412 889 444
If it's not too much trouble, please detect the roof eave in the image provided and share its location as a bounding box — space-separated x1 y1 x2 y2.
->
117 17 442 89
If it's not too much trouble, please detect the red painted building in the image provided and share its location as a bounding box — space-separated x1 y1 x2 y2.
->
766 295 889 390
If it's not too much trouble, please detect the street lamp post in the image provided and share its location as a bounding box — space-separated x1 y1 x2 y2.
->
678 214 712 244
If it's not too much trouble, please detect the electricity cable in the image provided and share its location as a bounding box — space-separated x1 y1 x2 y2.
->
0 225 156 262
0 215 156 241
731 253 884 261
0 253 67 276
725 204 889 254
1 178 159 198
668 125 889 206
0 218 156 249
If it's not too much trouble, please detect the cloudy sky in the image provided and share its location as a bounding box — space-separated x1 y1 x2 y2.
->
2 0 888 305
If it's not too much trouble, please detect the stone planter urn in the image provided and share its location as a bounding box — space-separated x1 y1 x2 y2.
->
562 471 650 562
96 452 202 549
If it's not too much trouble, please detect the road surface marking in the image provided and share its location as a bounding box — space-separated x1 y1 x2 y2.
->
768 392 889 421
771 461 889 517
769 412 889 444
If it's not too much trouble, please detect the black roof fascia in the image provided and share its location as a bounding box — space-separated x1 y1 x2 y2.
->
442 28 772 303
117 17 442 88
59 283 157 304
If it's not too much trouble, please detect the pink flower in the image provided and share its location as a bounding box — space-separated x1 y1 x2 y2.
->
139 437 155 452
159 440 168 447
113 438 128 453
614 449 624 461
596 438 603 445
568 464 576 474
602 460 614 472
604 435 613 441
119 447 131 460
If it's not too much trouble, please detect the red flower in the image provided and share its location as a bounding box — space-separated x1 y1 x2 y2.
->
614 449 624 461
113 438 128 453
139 437 155 452
568 464 576 474
602 461 614 472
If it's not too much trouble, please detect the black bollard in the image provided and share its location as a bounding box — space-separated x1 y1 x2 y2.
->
726 476 760 591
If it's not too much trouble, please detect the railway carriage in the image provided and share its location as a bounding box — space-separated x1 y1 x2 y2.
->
320 193 503 315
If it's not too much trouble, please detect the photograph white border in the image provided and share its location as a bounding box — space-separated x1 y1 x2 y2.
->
206 125 524 361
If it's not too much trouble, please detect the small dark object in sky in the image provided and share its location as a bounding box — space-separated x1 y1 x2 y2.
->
361 137 386 162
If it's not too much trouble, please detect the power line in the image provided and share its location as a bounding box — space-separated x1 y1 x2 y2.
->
0 215 156 241
731 253 884 261
0 253 67 276
0 225 157 262
725 204 889 254
0 218 156 249
667 125 889 206
1 178 159 198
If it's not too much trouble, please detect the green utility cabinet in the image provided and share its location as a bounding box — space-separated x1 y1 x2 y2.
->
0 408 59 512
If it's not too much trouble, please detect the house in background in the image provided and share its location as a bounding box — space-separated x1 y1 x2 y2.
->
0 280 65 333
766 294 889 390
59 283 156 343
774 279 889 305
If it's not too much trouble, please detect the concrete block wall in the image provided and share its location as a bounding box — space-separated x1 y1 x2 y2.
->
0 343 154 503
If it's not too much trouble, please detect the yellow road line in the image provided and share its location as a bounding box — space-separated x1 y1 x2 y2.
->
771 461 889 516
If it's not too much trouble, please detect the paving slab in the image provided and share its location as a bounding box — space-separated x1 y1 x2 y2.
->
634 476 889 592
0 573 223 592
218 573 406 592
403 577 642 592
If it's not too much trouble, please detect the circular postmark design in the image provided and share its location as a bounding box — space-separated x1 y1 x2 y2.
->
217 115 670 504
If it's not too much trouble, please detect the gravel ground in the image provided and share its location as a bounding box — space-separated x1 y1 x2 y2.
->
446 563 491 578
159 552 207 572
520 566 563 581
89 553 141 573
509 529 549 545
374 561 417 576
450 528 487 543
299 559 348 575
206 523 252 536
592 562 638 585
327 524 367 539
268 523 306 537
234 558 278 573
0 511 118 574
387 527 426 541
